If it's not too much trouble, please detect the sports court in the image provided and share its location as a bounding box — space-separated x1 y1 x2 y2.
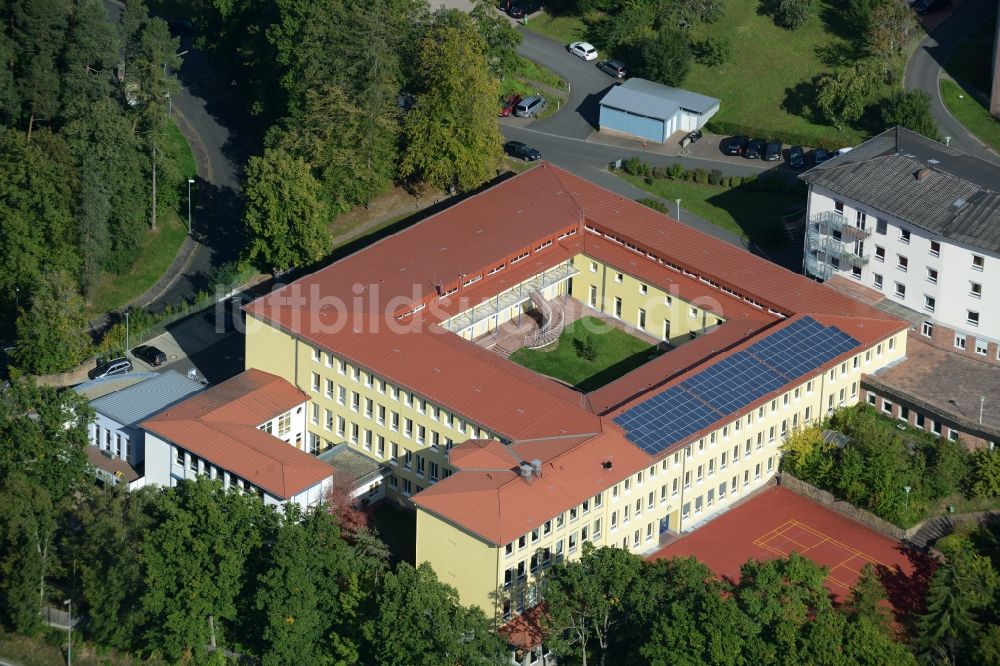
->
652 485 930 604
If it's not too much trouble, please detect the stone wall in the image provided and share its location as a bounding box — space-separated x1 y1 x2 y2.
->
778 473 907 540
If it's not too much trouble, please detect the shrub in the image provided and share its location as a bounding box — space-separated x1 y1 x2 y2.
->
622 156 644 175
708 169 723 186
972 449 1000 499
644 176 654 185
652 166 667 179
667 163 685 180
693 36 732 67
693 168 709 184
573 336 598 361
640 198 669 214
760 0 813 30
728 175 742 187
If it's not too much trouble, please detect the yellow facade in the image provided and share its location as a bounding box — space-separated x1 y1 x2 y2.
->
244 261 910 619
569 254 723 344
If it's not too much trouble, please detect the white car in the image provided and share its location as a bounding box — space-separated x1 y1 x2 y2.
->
569 42 598 61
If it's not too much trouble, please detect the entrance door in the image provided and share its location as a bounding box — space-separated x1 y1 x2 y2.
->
659 515 670 534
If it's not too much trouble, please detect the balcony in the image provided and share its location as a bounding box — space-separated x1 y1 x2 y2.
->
810 210 871 241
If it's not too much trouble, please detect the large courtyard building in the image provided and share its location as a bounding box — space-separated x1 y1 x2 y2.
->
243 164 907 625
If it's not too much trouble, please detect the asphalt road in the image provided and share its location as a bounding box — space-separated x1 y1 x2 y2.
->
904 0 1000 164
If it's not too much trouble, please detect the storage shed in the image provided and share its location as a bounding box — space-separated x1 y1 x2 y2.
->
598 78 720 144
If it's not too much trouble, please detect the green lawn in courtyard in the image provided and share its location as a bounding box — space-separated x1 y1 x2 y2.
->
509 316 662 392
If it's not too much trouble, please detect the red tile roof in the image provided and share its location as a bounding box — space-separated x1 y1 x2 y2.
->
141 370 332 500
412 426 650 546
499 603 547 650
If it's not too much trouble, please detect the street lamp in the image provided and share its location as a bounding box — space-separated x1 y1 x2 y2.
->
675 198 682 222
187 179 195 235
904 485 911 513
125 310 130 358
63 598 71 666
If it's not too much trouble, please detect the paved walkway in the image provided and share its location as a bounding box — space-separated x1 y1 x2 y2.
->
905 0 1000 163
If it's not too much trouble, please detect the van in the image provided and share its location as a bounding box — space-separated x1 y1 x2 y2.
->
514 95 545 118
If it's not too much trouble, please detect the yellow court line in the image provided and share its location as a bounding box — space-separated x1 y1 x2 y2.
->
782 520 892 569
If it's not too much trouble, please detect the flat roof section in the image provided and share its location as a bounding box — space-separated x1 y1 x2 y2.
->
865 336 1000 440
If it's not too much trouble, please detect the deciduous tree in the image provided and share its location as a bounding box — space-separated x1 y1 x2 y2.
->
243 146 331 272
399 10 503 193
13 269 92 374
815 59 882 128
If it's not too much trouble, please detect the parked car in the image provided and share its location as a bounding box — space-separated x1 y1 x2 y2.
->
763 141 782 161
504 141 541 161
132 345 167 367
507 4 525 18
499 94 522 117
814 148 829 165
569 42 598 61
596 59 627 78
681 129 702 147
744 138 765 159
788 145 805 169
832 147 854 157
204 309 236 332
724 135 748 155
88 357 133 380
912 0 951 14
514 95 545 118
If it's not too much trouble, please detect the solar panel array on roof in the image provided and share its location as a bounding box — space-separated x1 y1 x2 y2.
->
613 317 859 455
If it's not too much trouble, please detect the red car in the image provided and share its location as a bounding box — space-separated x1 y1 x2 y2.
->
499 94 522 117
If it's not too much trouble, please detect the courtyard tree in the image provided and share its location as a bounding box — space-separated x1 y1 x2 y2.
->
243 146 331 272
399 10 504 193
470 1 523 79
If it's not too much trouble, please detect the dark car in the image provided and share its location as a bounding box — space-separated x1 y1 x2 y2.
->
88 357 133 380
724 135 748 156
507 4 525 18
597 59 627 78
814 148 830 165
763 141 782 161
744 138 765 160
685 129 703 145
788 145 805 169
499 94 522 117
204 309 236 332
504 140 541 161
912 0 951 14
132 345 167 367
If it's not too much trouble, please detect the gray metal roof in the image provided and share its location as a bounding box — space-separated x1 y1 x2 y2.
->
86 370 206 426
801 128 1000 254
318 443 387 483
599 78 719 120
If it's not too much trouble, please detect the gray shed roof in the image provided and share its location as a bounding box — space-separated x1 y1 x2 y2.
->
318 443 387 484
599 78 719 120
801 128 1000 254
86 370 206 426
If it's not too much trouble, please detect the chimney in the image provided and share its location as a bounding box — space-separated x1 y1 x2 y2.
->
531 459 543 477
915 168 932 182
520 463 533 482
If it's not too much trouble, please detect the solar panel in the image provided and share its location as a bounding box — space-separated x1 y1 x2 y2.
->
614 317 860 456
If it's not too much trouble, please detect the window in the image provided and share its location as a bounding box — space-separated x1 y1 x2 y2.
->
930 241 940 257
894 282 905 299
852 266 862 279
874 246 885 262
614 297 622 318
311 373 320 392
882 399 893 414
899 228 910 244
337 385 346 405
311 402 319 425
926 267 938 284
174 447 184 466
896 255 908 272
639 283 648 295
615 272 623 283
324 378 334 399
589 285 597 307
351 392 359 412
835 200 844 213
590 260 598 272
637 308 646 329
972 254 984 271
277 412 291 436
312 347 321 362
873 273 883 290
672 478 679 496
689 306 698 319
968 311 980 327
336 416 345 437
975 339 988 356
970 282 982 299
924 295 935 313
876 218 887 235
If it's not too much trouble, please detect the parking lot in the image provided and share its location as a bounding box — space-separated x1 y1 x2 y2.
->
130 309 245 384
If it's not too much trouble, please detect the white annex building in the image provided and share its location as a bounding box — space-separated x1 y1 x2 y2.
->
801 127 1000 366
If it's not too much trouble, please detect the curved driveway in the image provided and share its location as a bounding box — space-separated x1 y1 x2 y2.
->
905 0 999 163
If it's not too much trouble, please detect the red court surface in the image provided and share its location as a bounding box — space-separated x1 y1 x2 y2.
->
652 486 934 612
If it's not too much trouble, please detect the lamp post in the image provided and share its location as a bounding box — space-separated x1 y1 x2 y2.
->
63 598 71 666
187 179 195 235
981 396 987 425
904 485 911 513
675 198 682 221
125 310 130 357
13 286 18 312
